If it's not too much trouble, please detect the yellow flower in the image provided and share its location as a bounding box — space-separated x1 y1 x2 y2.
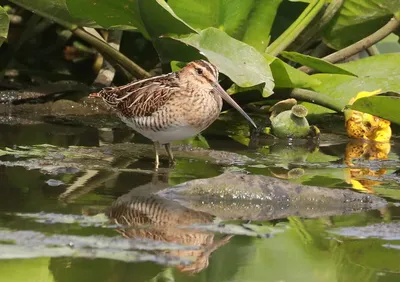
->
345 89 391 142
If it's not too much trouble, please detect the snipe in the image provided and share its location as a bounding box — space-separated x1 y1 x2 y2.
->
90 60 257 168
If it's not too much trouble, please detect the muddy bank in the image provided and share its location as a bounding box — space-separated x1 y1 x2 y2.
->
157 172 387 220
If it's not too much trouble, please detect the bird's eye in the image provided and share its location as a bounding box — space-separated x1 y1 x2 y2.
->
195 68 203 75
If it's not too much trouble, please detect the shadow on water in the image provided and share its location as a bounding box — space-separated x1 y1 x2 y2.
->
1 114 400 282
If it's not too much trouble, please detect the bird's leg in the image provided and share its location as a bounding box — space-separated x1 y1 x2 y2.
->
164 143 176 166
153 141 160 170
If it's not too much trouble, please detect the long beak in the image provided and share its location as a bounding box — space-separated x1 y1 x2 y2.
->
213 83 257 128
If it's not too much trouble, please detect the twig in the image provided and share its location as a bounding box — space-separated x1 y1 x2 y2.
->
90 29 122 87
309 42 331 58
324 17 399 63
71 27 151 79
299 17 400 73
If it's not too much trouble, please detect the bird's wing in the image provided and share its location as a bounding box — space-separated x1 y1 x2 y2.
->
99 73 180 117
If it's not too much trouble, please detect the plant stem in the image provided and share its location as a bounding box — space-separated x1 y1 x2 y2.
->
295 0 344 53
72 28 151 79
299 17 400 73
324 17 399 63
366 45 380 56
289 88 343 112
266 0 325 56
309 42 331 58
92 30 121 87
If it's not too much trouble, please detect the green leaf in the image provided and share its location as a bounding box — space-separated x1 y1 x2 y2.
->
311 53 400 111
0 258 53 282
67 0 146 33
0 6 9 47
66 0 196 38
168 0 283 52
170 27 275 97
350 95 400 125
170 61 186 72
168 42 321 90
139 0 196 37
312 73 400 111
323 0 400 49
280 51 357 76
9 0 95 28
265 54 321 89
338 53 400 78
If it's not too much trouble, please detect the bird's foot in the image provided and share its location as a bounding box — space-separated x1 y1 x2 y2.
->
168 159 176 169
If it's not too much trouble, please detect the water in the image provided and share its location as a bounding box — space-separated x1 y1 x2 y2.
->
1 116 400 282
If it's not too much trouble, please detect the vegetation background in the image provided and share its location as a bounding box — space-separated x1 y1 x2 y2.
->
0 0 400 127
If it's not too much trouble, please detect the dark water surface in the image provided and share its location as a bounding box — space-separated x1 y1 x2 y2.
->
1 116 400 282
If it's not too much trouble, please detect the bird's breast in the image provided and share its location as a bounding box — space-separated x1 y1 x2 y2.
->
182 90 222 129
117 89 222 144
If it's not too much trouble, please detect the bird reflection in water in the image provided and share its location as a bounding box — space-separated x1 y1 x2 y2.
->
107 181 233 273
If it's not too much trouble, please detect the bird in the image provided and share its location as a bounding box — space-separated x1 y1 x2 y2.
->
90 59 257 169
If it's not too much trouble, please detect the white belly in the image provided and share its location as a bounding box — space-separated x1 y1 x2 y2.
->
119 115 201 144
139 125 201 144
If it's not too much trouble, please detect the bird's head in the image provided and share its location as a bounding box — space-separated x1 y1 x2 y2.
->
180 60 257 128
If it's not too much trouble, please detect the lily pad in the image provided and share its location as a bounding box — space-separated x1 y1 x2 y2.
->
66 0 196 38
168 0 283 52
350 95 400 125
266 54 321 89
312 74 400 112
338 53 400 78
310 54 400 112
170 27 274 97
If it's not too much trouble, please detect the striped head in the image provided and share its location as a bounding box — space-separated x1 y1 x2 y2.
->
179 60 219 90
179 60 257 129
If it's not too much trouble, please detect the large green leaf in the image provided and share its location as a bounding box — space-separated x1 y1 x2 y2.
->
170 47 320 90
312 74 400 111
338 53 400 78
168 0 283 52
66 0 196 39
0 6 9 48
323 0 400 49
9 0 96 28
265 54 321 89
280 51 356 76
67 0 145 32
350 95 400 125
170 27 274 97
311 53 400 111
